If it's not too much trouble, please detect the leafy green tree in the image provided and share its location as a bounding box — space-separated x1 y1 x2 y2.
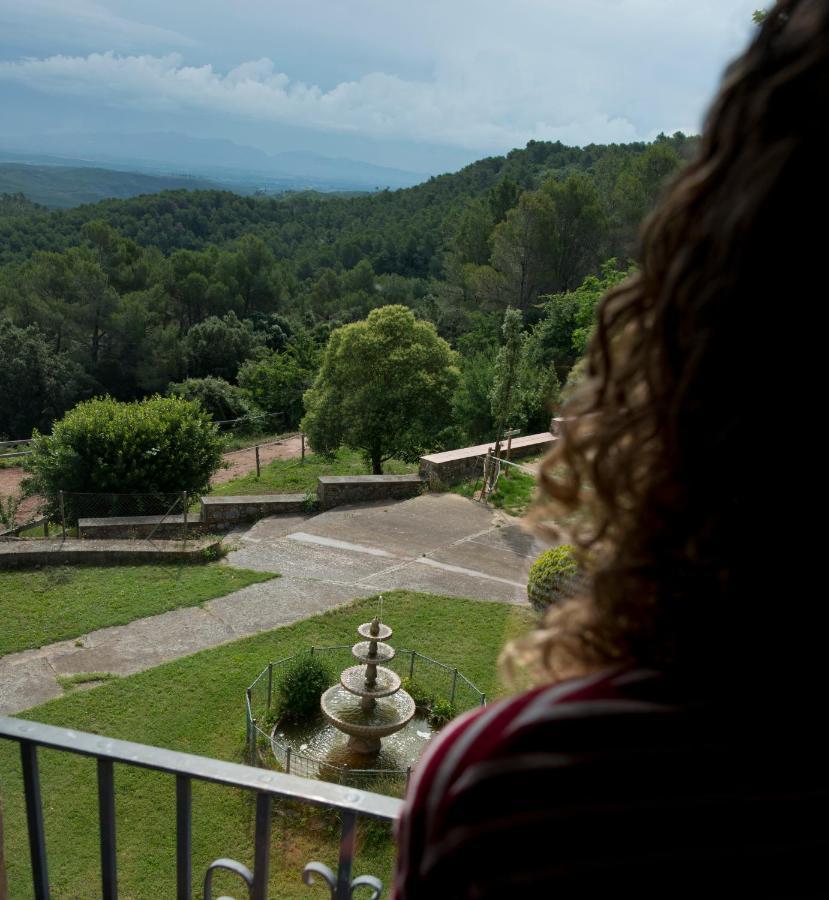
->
490 308 527 443
453 352 497 445
237 350 312 429
302 305 459 473
0 319 84 438
25 396 224 519
183 312 263 381
167 376 258 424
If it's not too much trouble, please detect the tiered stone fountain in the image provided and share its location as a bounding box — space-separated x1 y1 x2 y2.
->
320 616 416 755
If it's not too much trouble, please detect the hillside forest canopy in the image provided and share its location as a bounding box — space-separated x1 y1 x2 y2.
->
0 134 693 446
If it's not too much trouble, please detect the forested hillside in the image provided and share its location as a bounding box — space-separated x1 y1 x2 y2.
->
0 133 694 442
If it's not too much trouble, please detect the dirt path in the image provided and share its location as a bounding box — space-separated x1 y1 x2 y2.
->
211 434 304 486
0 466 41 524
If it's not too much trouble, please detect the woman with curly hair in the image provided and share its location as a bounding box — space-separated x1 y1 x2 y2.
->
394 2 828 896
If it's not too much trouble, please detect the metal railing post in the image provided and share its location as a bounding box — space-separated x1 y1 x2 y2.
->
20 741 50 900
336 811 357 900
255 445 261 478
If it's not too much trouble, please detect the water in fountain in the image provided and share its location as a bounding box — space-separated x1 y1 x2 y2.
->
320 615 416 755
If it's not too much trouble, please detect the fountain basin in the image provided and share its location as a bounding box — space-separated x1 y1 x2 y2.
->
321 685 416 753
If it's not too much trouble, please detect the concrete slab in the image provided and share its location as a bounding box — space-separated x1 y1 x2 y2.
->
227 535 410 582
206 576 377 637
366 558 527 603
0 652 63 713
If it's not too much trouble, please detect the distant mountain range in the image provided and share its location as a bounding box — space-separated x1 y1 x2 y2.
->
0 131 428 205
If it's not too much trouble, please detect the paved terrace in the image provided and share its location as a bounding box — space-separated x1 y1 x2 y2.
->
0 494 545 715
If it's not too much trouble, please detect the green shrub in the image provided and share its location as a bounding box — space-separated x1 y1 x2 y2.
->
24 395 224 523
167 376 259 427
427 698 457 729
273 654 334 725
526 544 582 614
400 676 433 709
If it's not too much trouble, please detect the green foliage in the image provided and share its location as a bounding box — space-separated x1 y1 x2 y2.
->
183 312 263 381
272 653 335 725
490 307 526 438
527 544 581 614
453 351 497 444
167 376 258 424
237 348 313 428
25 395 224 520
0 319 85 439
400 676 434 708
0 494 20 529
302 305 459 473
427 698 457 729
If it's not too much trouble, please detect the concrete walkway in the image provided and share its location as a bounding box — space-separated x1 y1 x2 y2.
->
0 494 544 715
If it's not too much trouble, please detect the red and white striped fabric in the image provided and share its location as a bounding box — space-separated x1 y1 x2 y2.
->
393 667 827 898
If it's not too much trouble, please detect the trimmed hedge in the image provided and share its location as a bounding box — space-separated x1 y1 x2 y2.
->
527 544 582 614
25 395 224 522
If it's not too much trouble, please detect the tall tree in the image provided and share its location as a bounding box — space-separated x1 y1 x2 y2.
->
490 307 526 445
302 305 459 473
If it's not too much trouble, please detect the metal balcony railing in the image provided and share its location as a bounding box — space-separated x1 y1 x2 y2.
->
0 716 403 900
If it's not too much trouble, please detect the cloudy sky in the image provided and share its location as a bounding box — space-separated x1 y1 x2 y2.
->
0 0 760 174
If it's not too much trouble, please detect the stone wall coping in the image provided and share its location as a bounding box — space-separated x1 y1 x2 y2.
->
420 432 554 464
317 474 425 485
200 493 307 505
78 514 188 527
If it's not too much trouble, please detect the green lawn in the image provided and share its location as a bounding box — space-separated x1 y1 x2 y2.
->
452 466 538 516
0 564 276 657
210 447 417 497
0 590 534 899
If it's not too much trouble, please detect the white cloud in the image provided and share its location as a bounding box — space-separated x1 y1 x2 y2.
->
0 51 645 150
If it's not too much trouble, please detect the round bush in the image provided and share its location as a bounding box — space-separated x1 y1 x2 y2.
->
273 654 334 725
25 395 224 522
527 545 582 614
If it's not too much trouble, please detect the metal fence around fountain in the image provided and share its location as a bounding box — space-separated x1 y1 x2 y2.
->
245 646 486 792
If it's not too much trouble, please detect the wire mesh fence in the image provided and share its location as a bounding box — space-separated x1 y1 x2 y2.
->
245 646 486 792
56 490 199 542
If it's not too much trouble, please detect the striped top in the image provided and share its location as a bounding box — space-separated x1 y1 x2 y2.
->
393 667 827 898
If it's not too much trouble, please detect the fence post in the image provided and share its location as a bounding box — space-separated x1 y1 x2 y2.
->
255 445 261 478
480 693 487 707
181 491 188 545
409 651 415 679
301 432 305 464
285 746 292 775
450 667 458 705
43 517 48 537
59 490 66 540
267 663 273 717
405 766 412 792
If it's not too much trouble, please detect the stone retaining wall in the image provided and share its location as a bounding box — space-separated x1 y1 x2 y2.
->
78 514 205 540
316 474 425 510
419 432 555 486
0 538 221 569
200 493 307 527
